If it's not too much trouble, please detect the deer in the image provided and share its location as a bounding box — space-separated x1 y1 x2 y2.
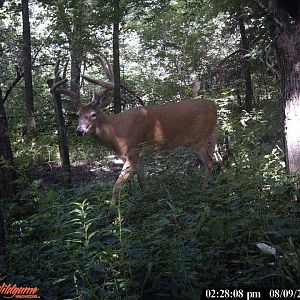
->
51 56 218 219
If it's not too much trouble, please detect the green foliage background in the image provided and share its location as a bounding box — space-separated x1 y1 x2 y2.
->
1 0 300 299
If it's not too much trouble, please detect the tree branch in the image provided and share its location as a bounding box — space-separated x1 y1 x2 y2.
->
2 26 54 104
3 63 55 104
253 0 285 30
2 73 23 104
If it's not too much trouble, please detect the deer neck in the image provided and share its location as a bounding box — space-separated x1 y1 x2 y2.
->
93 112 127 156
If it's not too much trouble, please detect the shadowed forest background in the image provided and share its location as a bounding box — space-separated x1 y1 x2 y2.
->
1 0 300 299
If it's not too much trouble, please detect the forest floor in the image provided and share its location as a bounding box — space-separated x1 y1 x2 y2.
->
30 155 123 187
29 150 202 188
5 110 300 298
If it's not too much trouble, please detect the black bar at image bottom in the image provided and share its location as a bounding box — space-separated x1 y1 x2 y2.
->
202 288 300 300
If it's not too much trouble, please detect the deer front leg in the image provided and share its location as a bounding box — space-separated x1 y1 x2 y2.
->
107 154 139 219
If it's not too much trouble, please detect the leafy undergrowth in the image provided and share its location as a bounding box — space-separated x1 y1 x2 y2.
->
3 102 300 299
3 147 300 299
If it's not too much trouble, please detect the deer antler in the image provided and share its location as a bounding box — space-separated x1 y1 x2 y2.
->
82 54 114 107
50 60 81 112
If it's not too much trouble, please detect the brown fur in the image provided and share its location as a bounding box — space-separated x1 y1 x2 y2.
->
77 99 218 218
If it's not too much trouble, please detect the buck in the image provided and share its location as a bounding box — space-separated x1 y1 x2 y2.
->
51 56 218 219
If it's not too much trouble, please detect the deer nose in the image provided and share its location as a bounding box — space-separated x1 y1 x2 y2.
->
76 128 85 136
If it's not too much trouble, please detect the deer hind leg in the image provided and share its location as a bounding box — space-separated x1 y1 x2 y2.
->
107 154 139 219
136 163 145 191
193 144 214 189
194 123 218 188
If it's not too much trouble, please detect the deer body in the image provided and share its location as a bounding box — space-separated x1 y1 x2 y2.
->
51 56 218 219
78 99 217 156
76 99 217 218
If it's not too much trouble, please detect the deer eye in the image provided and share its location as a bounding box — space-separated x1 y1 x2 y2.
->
91 113 97 120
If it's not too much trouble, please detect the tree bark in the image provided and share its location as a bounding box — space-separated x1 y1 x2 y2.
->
56 1 83 95
113 0 121 114
50 88 72 186
263 0 300 187
0 204 6 270
276 29 300 175
0 87 16 271
47 68 72 187
21 0 35 132
238 15 254 112
0 88 16 198
70 41 82 94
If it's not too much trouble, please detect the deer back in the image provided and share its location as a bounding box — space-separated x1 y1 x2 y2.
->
92 99 217 157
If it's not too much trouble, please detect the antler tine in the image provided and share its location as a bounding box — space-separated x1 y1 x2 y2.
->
82 75 114 89
97 54 114 82
54 59 61 80
62 59 69 80
52 79 78 99
52 78 68 92
55 87 78 99
52 59 67 92
52 59 68 93
82 54 114 89
51 59 81 105
81 54 114 108
91 90 112 108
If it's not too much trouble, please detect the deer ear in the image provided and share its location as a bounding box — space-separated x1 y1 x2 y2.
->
99 95 112 109
91 90 112 109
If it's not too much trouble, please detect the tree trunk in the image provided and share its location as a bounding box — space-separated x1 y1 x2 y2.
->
264 0 300 189
51 89 72 187
21 0 35 132
0 88 16 198
0 204 6 270
70 41 82 94
0 87 16 271
238 15 254 112
276 29 300 175
113 0 121 114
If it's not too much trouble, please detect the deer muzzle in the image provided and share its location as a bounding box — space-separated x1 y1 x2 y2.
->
76 127 87 136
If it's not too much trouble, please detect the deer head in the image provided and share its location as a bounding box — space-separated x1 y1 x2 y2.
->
76 56 115 136
50 55 218 221
51 55 115 136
